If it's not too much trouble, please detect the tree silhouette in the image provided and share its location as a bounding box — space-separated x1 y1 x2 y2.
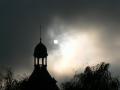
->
61 62 120 90
0 67 28 90
0 62 119 90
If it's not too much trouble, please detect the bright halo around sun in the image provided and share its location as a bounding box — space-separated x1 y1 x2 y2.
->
50 31 98 77
54 40 59 44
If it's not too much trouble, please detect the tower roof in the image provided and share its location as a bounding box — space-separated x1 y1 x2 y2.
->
25 66 59 90
33 41 48 58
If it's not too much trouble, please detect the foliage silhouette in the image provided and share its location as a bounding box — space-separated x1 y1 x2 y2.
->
0 62 119 90
0 67 28 90
61 62 120 90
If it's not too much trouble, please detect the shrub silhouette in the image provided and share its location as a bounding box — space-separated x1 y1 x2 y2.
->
61 62 120 90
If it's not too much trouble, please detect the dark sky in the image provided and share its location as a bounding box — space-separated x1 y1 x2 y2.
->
0 0 120 81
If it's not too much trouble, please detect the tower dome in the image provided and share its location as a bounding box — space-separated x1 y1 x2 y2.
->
34 41 48 58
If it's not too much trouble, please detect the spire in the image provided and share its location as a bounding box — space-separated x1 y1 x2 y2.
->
40 25 42 43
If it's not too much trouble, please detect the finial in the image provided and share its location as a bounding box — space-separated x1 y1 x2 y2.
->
40 25 42 43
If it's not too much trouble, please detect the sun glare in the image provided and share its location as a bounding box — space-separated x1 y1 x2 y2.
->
48 20 109 79
50 32 97 77
54 40 59 44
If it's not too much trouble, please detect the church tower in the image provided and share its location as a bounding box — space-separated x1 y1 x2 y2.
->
25 26 59 90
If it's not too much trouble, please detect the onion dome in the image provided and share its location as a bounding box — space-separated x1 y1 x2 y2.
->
34 41 48 58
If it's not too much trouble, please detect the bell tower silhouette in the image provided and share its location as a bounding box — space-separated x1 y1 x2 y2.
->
33 26 48 68
25 25 59 90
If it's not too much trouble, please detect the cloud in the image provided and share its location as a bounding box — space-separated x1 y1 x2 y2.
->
45 17 120 81
0 0 120 81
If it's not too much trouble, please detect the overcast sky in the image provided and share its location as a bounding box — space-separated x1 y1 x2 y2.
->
0 0 120 81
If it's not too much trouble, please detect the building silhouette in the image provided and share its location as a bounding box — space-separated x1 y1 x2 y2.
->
24 27 59 90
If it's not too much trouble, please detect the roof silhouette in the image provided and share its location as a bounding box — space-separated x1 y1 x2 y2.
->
25 65 59 90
